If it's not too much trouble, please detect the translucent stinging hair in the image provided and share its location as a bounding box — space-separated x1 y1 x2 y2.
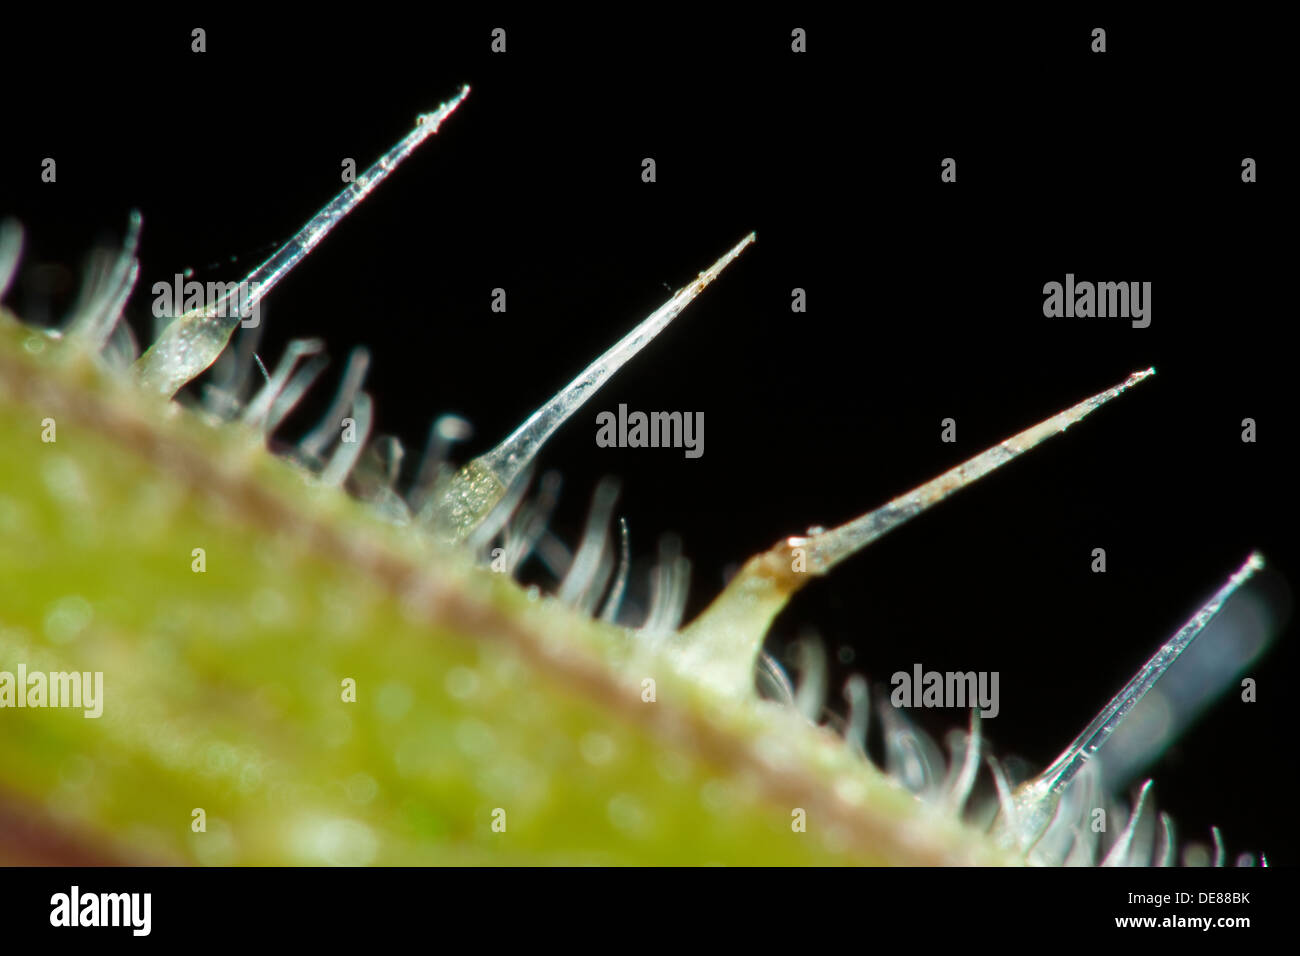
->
677 368 1157 697
134 85 471 398
998 552 1265 853
425 231 757 545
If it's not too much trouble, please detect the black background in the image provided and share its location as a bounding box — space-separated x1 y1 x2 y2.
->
2 10 1294 868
